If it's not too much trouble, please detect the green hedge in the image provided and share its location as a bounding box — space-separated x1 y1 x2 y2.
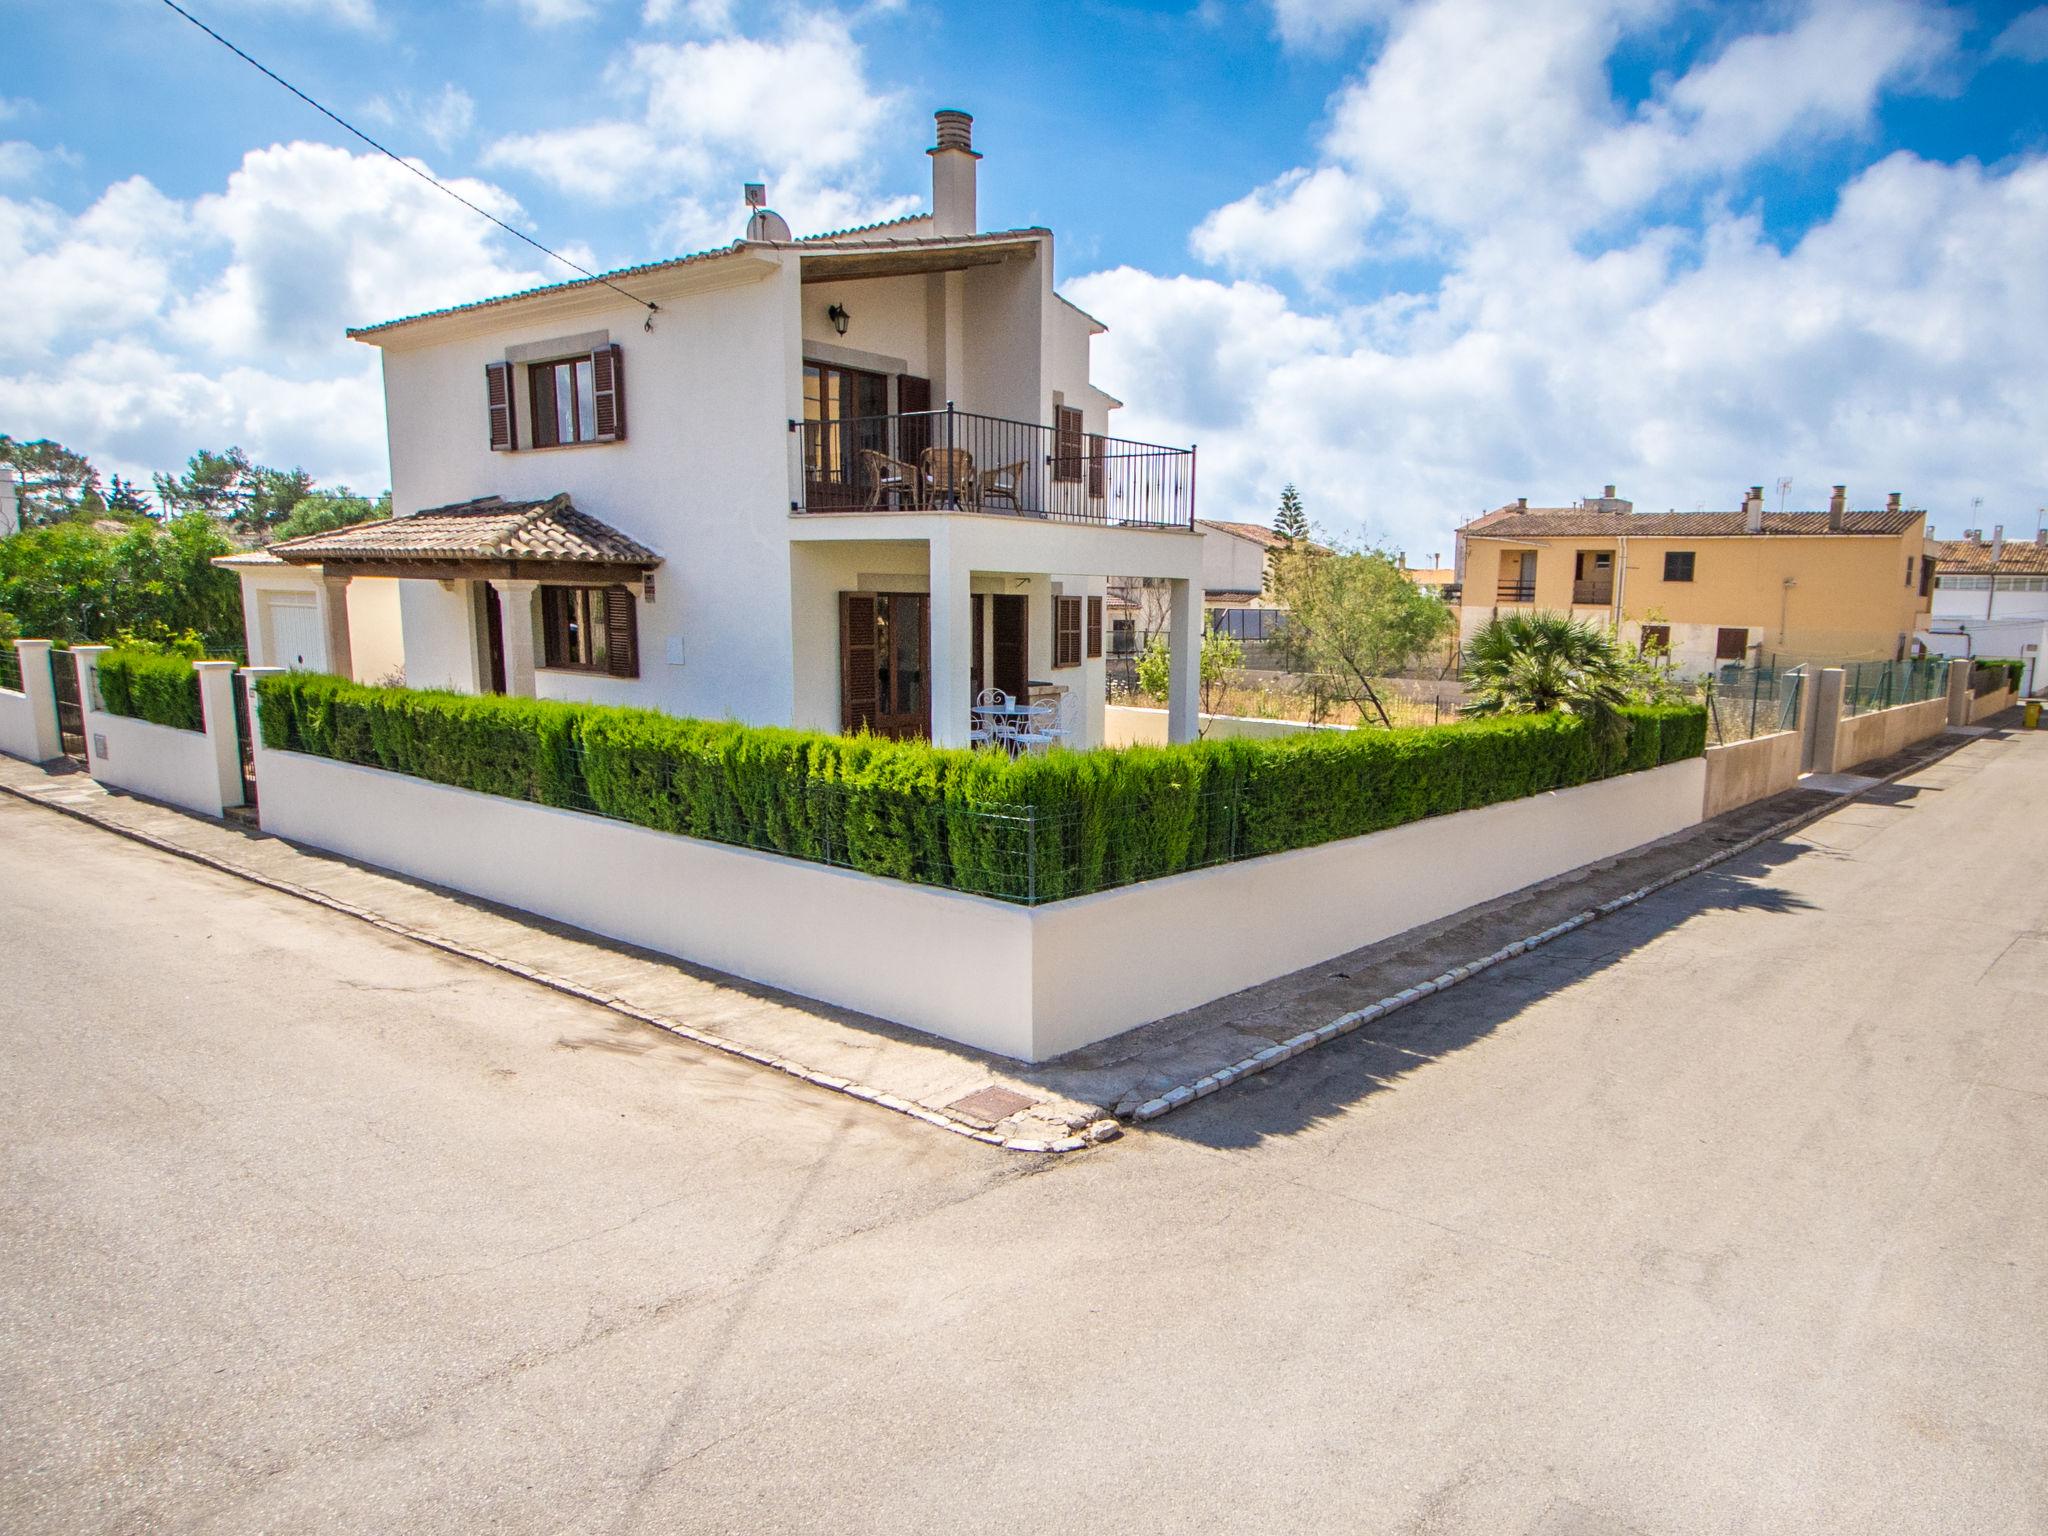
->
96 651 204 732
256 673 1705 904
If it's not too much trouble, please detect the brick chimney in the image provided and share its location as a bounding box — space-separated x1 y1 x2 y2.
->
1516 496 1528 509
1744 485 1764 534
928 109 980 238
1828 484 1846 531
1886 491 1902 513
1585 483 1632 515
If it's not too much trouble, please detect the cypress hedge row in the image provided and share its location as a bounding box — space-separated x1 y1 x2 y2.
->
95 651 204 732
255 672 1705 903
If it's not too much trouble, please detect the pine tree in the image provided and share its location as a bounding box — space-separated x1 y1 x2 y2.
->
1274 483 1308 544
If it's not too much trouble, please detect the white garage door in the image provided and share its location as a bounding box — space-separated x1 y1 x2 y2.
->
264 593 324 670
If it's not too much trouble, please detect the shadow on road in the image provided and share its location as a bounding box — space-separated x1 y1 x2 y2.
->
1148 838 1821 1152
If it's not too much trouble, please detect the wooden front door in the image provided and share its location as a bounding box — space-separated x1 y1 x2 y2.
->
991 593 1028 703
840 591 930 739
480 583 508 694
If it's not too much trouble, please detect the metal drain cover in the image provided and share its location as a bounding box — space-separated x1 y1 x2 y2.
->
946 1085 1038 1126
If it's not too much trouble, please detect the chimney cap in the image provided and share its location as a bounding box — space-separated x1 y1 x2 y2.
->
1516 496 1527 509
930 109 981 158
1602 484 1616 498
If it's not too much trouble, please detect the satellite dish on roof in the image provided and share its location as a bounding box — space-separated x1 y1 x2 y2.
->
743 182 791 242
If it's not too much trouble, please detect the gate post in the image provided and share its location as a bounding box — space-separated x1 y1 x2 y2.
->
193 660 244 812
1806 667 1846 774
11 640 64 761
69 647 111 771
1944 656 1971 727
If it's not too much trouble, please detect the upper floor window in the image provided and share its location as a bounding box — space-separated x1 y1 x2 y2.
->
486 344 626 453
532 357 597 447
1663 550 1695 582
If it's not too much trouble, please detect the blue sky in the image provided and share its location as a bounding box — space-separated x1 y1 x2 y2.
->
5 0 2046 557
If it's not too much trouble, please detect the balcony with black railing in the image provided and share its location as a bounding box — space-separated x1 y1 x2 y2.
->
792 406 1195 530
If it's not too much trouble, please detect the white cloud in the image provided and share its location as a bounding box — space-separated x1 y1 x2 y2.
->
499 0 599 25
364 84 476 151
1991 6 2048 63
1071 150 2048 555
1228 0 1955 282
0 143 547 491
0 97 32 122
483 11 917 240
1267 0 1401 49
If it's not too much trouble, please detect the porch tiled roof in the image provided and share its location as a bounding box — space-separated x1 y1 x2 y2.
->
267 494 659 567
1466 508 1922 539
1929 538 2048 575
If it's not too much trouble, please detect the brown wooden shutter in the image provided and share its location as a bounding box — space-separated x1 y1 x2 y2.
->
486 362 517 451
591 344 626 443
1054 406 1083 482
604 586 639 678
529 364 559 449
1086 596 1103 658
1087 433 1105 498
1054 596 1082 668
896 374 932 466
840 592 878 733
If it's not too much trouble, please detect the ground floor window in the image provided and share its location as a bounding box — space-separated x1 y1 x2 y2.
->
1715 626 1749 661
840 590 929 738
1639 624 1670 656
540 585 639 678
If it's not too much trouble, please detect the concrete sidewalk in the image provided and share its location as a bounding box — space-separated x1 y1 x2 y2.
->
0 724 1986 1144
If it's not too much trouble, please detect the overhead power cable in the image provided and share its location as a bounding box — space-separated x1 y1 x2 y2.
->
155 0 660 326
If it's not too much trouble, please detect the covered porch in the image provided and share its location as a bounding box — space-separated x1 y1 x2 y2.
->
789 511 1206 749
263 495 662 699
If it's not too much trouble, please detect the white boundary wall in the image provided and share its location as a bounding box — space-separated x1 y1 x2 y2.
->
76 652 244 817
1026 758 1705 1057
0 685 41 760
249 683 1705 1061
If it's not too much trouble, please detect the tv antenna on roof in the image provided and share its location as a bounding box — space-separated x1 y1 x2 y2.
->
1775 476 1793 513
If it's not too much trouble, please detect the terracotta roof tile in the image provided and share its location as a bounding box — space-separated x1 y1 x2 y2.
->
268 494 659 567
1466 508 1923 539
1929 538 2048 575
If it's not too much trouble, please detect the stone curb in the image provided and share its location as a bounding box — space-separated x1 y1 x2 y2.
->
1128 731 1983 1123
0 775 1120 1158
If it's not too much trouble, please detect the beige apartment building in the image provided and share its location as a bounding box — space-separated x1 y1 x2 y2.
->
1456 485 1934 671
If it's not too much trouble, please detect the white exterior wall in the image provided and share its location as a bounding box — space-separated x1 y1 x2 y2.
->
378 256 801 724
77 655 242 816
250 714 1705 1062
236 564 408 682
1200 528 1270 599
1918 614 2045 694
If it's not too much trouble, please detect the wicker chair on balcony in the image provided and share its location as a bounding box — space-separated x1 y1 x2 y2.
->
857 448 920 510
919 446 976 508
976 460 1027 513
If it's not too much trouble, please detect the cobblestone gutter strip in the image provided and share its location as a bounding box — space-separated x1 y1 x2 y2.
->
1130 733 1982 1123
0 778 1121 1157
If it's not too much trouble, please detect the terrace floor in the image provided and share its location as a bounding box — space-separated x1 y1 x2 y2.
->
0 720 1995 1142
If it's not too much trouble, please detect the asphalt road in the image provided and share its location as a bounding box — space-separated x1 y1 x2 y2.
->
3 726 2044 1535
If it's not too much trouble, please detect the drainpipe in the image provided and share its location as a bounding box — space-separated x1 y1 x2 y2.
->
1613 532 1627 635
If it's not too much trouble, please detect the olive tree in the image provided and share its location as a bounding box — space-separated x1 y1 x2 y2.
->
1267 542 1455 728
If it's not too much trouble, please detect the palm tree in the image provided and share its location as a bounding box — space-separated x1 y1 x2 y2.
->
1462 610 1631 752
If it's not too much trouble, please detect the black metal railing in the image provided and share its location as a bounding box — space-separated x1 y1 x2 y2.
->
791 405 1195 529
1495 580 1536 603
0 645 22 694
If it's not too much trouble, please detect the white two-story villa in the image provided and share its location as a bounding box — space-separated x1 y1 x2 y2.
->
223 110 1206 748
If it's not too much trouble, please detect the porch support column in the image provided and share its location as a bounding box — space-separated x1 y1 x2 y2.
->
490 578 540 699
927 529 974 749
1165 577 1202 745
318 571 354 681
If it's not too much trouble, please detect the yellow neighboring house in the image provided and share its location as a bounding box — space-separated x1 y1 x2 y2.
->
1455 484 1934 672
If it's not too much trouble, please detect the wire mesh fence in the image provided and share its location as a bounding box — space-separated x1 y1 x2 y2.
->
1701 663 1805 744
1841 657 1948 716
0 645 23 694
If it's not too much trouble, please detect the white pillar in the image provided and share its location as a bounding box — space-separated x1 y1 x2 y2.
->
193 660 244 811
490 578 540 698
1165 577 1202 745
70 645 110 774
12 640 64 761
927 531 973 748
319 571 354 681
1945 655 1972 727
240 666 285 766
1808 667 1846 773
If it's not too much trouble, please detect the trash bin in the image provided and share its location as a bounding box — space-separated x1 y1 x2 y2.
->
2025 699 2042 730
